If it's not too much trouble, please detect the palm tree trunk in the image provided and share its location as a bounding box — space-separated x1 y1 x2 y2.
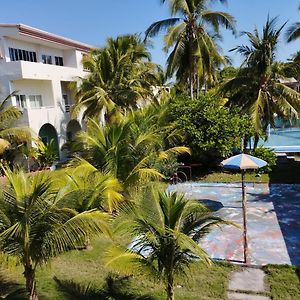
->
190 73 194 99
166 274 175 300
253 134 259 150
24 264 38 300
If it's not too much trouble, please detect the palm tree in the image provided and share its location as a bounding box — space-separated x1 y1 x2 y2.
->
220 17 300 140
106 188 228 300
74 35 163 121
0 93 31 156
72 103 189 189
62 160 124 213
0 167 109 300
286 5 300 42
145 0 236 97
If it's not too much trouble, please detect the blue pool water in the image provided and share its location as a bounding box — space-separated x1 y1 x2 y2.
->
258 128 300 152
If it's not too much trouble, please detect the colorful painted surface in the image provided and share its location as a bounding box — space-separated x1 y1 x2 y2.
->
168 183 300 266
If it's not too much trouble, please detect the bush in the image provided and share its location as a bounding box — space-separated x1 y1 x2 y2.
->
250 146 277 173
168 94 254 163
151 154 179 178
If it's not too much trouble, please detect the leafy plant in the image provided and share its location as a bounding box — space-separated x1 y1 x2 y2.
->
73 103 189 190
250 146 277 173
0 166 109 299
106 187 230 300
169 94 253 162
35 138 58 168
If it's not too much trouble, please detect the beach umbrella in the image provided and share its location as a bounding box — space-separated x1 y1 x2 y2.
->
220 153 267 264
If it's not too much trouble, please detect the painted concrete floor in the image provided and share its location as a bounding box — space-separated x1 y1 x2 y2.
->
168 183 300 266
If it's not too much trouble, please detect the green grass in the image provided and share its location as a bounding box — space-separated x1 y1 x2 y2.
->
1 237 238 300
195 170 269 183
192 161 300 184
264 265 300 300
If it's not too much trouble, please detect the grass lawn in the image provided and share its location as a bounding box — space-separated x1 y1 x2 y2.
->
2 238 299 299
193 160 300 184
1 237 238 300
264 265 300 300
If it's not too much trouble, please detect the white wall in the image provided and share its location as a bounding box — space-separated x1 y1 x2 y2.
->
0 29 89 159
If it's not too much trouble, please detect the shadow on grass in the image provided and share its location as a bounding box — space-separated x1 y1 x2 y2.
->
54 274 154 300
0 272 27 300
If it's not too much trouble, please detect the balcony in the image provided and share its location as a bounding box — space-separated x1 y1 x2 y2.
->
20 106 56 128
5 61 86 81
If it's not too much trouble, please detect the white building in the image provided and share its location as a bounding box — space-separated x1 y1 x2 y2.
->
0 24 92 159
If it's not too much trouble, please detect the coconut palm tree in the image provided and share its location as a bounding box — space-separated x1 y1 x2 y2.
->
286 5 300 42
0 167 109 300
62 160 124 213
145 0 236 97
0 93 31 156
74 35 163 121
72 103 189 190
106 188 228 300
220 17 300 140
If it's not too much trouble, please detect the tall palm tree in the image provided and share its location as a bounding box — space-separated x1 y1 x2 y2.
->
106 188 228 300
0 167 109 300
220 17 300 139
72 103 189 189
74 35 163 121
286 5 300 42
145 0 236 97
0 93 31 155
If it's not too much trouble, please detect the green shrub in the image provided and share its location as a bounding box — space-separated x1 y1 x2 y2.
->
250 146 277 173
168 94 254 162
151 154 179 178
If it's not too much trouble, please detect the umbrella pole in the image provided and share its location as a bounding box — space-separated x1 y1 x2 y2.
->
241 170 248 265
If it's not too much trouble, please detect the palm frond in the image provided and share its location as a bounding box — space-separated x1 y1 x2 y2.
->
145 18 182 39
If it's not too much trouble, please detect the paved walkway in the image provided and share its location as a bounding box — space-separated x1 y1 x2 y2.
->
169 183 300 265
228 268 270 300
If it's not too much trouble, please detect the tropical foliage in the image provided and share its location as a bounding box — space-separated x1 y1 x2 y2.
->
72 102 190 189
220 17 300 136
0 167 109 299
0 93 31 157
74 35 163 121
106 187 228 300
168 93 253 161
62 160 123 213
286 5 300 42
145 0 236 97
249 146 277 173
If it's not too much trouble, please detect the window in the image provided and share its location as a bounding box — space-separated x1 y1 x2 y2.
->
55 56 64 66
42 54 52 64
15 94 27 109
9 47 37 62
29 95 42 108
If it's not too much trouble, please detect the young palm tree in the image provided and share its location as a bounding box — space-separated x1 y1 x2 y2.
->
286 5 300 42
0 93 31 155
74 35 163 121
106 188 228 300
72 103 189 189
62 160 124 213
145 0 236 97
220 17 300 138
0 167 109 300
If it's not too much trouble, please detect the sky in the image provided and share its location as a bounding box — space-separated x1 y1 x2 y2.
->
1 0 300 68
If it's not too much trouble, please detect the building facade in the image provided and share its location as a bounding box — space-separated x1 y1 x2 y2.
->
0 24 92 159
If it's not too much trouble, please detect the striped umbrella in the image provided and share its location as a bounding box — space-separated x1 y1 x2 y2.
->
221 153 267 170
220 154 267 265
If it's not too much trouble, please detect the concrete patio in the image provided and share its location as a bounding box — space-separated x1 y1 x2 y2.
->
169 182 300 266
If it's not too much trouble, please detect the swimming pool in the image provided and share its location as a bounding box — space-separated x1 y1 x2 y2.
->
258 127 300 152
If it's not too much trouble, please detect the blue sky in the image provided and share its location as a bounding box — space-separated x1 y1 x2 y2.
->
1 0 300 67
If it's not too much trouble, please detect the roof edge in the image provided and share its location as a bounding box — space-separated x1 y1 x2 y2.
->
0 23 93 52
